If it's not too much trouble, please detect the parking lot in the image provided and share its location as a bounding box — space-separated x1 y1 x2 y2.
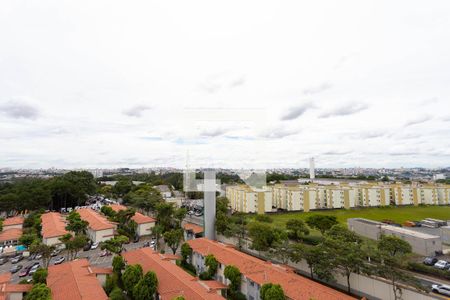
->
0 237 156 283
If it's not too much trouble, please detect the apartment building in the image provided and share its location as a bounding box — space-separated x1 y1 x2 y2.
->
41 212 68 248
123 248 225 299
229 183 450 213
108 204 156 237
226 185 272 214
77 208 115 243
47 259 110 300
188 238 354 300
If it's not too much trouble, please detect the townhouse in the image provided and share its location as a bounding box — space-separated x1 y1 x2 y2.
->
2 216 24 231
0 272 32 300
123 248 225 300
108 204 156 237
188 238 354 300
47 259 110 300
77 208 115 243
41 212 68 248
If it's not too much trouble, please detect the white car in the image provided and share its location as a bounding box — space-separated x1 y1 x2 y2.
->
432 284 450 296
90 242 99 250
434 260 449 269
28 264 40 275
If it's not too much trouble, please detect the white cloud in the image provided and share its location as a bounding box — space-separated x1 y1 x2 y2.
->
0 0 449 168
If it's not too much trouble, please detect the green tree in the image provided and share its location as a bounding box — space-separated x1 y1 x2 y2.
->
112 179 134 198
375 235 420 300
109 287 125 300
122 264 143 297
65 211 89 235
19 233 39 248
260 283 285 300
224 265 241 292
289 244 335 281
151 225 164 251
247 222 287 253
112 255 125 274
155 202 175 232
286 219 309 241
133 271 158 300
125 184 163 214
0 219 3 232
324 225 367 293
163 228 184 255
100 235 129 255
216 197 229 214
173 207 187 227
59 233 89 260
32 268 48 284
101 205 116 218
30 243 55 268
181 243 193 263
305 215 338 235
202 254 219 279
24 283 51 300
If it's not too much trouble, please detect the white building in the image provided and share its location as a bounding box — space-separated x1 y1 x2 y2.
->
77 208 115 243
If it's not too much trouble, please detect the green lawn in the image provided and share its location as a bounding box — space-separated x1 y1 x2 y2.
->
255 205 450 229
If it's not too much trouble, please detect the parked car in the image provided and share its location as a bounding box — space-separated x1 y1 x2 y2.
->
83 241 93 251
90 242 99 250
0 257 8 265
100 250 112 257
19 266 32 277
28 264 40 275
54 257 65 265
35 254 42 260
51 249 62 257
10 264 23 273
27 254 37 261
432 284 450 296
11 255 23 264
423 257 438 266
434 260 449 269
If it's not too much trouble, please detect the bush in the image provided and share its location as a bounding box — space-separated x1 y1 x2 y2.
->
199 271 212 280
407 262 450 280
255 215 273 223
176 260 197 276
301 235 324 246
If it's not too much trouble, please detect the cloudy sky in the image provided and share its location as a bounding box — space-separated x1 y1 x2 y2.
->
1 1 449 169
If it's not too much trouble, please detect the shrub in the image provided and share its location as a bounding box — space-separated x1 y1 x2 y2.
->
408 262 450 280
301 235 324 246
109 287 125 300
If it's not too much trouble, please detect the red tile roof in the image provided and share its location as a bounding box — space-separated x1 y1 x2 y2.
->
0 228 22 242
188 238 355 300
47 259 108 300
41 212 68 239
183 223 204 234
77 208 115 231
122 248 224 300
108 204 156 224
0 272 32 298
3 216 24 226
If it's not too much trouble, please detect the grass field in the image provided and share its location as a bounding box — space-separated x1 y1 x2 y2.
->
253 205 450 229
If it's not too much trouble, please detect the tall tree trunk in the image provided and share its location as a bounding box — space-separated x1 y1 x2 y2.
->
346 273 351 294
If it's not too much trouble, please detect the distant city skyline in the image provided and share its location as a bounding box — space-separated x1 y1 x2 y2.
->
1 1 449 169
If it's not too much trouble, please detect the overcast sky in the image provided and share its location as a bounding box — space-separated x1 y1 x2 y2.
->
1 1 449 169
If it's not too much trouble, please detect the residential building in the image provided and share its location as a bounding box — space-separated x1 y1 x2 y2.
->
47 259 110 300
108 204 155 237
183 222 204 240
41 212 68 248
348 218 442 256
0 228 22 247
2 216 24 231
154 185 172 199
188 238 354 300
0 272 32 300
123 248 225 300
76 208 115 243
225 185 272 214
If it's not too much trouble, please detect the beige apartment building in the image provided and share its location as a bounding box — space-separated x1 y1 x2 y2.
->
227 183 450 213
